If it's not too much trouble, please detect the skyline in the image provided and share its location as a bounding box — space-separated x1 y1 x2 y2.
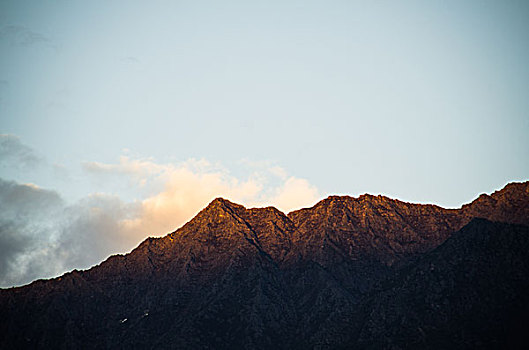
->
1 0 528 287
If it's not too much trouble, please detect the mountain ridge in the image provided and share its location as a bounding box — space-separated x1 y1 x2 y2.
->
1 181 528 349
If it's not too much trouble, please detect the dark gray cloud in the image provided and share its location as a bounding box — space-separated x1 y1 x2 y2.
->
57 194 141 270
0 178 63 286
0 221 28 282
0 134 43 170
0 177 143 288
0 177 62 214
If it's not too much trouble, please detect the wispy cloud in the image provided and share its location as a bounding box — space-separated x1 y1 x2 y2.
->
0 25 55 49
0 134 43 170
120 56 140 64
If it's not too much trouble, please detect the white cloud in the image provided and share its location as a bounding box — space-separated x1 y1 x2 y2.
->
269 177 320 213
268 166 289 180
99 156 320 238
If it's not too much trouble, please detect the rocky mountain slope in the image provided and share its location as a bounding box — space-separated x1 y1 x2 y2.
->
1 181 528 349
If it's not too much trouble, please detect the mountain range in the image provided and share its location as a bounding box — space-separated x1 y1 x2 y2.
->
1 181 528 349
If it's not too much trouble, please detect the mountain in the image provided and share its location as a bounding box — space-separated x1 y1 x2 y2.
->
1 181 528 349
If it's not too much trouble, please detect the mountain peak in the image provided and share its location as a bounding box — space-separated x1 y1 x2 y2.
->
462 180 529 226
492 180 529 199
317 193 399 208
201 197 246 214
209 196 240 207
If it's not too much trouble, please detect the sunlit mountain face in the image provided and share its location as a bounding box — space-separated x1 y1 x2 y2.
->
1 182 528 349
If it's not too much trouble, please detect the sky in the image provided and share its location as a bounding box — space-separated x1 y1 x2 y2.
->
0 0 528 287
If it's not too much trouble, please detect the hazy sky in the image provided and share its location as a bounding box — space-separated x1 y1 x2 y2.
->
1 0 528 286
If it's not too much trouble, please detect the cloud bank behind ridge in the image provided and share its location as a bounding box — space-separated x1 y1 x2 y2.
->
0 138 320 287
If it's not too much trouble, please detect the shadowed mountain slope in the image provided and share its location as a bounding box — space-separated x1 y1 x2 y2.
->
358 219 529 349
1 181 528 349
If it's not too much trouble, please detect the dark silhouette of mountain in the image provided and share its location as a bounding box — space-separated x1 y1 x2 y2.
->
357 219 529 349
1 181 528 349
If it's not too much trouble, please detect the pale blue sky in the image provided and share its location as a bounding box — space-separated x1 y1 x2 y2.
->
1 0 528 207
